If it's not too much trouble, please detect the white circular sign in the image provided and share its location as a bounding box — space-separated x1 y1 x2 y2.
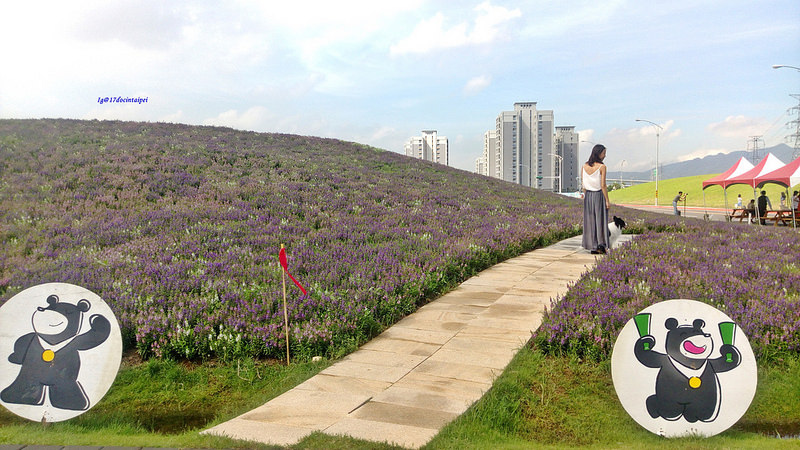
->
611 299 757 438
0 283 122 422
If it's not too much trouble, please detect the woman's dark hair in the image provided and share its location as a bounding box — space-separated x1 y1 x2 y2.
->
587 144 606 165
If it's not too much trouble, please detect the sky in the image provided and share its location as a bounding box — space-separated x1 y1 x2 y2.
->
1 1 799 173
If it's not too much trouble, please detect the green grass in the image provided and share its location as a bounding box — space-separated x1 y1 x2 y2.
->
609 175 799 209
426 347 800 449
1 349 796 448
0 355 329 448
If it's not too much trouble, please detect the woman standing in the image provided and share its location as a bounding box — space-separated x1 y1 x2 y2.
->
582 144 610 254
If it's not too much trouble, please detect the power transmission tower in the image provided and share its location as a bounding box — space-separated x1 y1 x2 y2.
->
788 94 800 160
747 135 764 163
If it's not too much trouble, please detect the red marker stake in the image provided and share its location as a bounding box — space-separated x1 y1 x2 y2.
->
281 270 289 365
278 245 307 365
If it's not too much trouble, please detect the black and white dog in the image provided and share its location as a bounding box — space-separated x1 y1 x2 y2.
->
608 216 627 249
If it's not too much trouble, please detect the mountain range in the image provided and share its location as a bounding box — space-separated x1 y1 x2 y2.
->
617 143 796 181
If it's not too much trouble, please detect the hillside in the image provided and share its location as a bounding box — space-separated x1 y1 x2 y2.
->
609 174 798 208
617 143 796 181
0 119 584 360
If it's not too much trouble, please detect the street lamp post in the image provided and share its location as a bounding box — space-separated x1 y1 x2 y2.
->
619 159 626 187
635 119 663 206
548 153 563 193
773 64 800 71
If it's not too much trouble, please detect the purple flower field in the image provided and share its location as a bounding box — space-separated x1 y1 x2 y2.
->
3 119 797 362
535 220 800 360
1 119 584 359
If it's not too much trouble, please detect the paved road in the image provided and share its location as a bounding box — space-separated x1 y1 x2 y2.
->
618 204 738 222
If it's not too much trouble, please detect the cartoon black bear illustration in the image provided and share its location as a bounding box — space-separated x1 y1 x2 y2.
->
634 318 741 423
1 294 110 410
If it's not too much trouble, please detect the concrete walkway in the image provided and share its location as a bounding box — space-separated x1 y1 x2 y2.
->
202 235 633 448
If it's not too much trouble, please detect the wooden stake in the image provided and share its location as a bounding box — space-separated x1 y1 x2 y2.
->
281 254 290 365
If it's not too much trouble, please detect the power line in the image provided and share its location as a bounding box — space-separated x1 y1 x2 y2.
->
761 110 790 146
787 94 800 159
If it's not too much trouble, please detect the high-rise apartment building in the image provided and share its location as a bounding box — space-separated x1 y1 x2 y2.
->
475 155 487 175
405 130 449 166
475 130 497 177
476 102 578 192
494 102 553 188
555 126 580 192
535 109 555 190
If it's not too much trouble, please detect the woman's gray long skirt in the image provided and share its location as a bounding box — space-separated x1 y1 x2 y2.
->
582 190 608 251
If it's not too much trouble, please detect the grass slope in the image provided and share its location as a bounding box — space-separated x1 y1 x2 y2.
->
610 174 799 208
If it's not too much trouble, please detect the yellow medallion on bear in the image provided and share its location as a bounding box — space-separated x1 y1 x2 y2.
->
689 376 701 389
42 350 55 362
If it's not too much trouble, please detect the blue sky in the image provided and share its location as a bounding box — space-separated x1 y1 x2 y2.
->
1 1 798 173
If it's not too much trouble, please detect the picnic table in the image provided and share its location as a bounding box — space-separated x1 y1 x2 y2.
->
761 209 799 227
729 208 752 222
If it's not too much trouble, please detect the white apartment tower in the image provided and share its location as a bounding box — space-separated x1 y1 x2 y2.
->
475 130 497 177
475 155 487 175
405 130 449 166
555 126 580 192
536 109 555 190
493 102 556 189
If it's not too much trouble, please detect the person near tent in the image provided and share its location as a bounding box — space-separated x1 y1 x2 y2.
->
736 194 743 208
745 199 756 221
757 191 772 225
793 191 799 212
673 191 686 215
780 192 787 209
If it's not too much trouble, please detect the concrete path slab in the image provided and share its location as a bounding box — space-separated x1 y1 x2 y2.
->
202 234 634 448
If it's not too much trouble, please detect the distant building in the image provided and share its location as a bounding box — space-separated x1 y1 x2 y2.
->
475 130 496 177
555 126 580 192
476 102 576 192
493 102 554 189
536 109 555 190
405 130 449 166
475 155 486 175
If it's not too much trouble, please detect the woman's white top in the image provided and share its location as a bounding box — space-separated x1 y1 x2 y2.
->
582 166 603 192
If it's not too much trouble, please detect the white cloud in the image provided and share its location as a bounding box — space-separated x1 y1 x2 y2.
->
599 120 682 170
463 75 492 95
577 129 596 143
390 2 521 55
676 148 732 162
72 0 188 50
243 1 423 74
369 126 398 142
632 120 676 138
160 110 185 123
471 1 523 43
707 115 770 139
518 0 626 38
390 13 466 55
203 106 272 131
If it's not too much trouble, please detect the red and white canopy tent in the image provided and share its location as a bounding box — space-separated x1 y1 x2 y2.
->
701 156 754 213
724 153 786 189
704 153 786 223
754 154 800 190
754 154 800 229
